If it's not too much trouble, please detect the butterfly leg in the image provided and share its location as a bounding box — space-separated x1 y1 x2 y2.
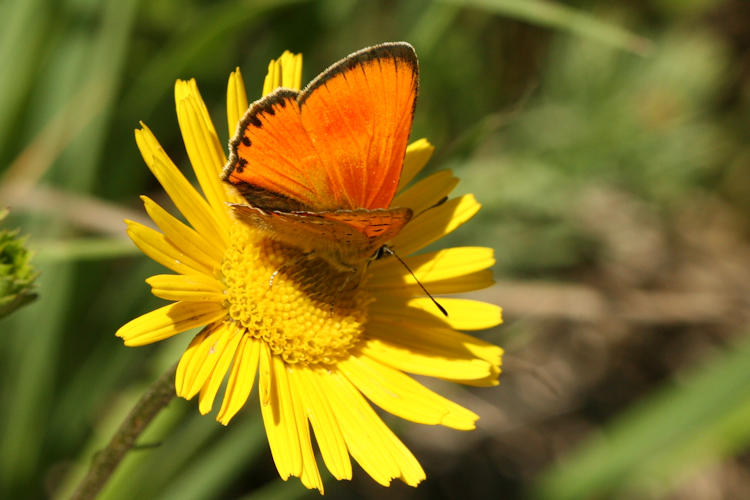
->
268 268 283 289
268 261 294 289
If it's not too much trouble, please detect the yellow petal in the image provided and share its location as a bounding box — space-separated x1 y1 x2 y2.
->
258 341 271 407
313 370 395 486
391 169 458 216
218 335 260 425
146 273 225 302
116 302 225 347
339 354 479 430
441 370 503 387
134 124 227 246
263 51 303 96
222 68 262 206
317 369 425 487
176 328 210 395
288 367 352 480
366 317 502 387
375 270 494 296
360 336 493 382
125 220 211 276
175 323 232 399
390 194 481 256
198 327 242 414
368 247 495 296
141 196 224 265
397 139 435 191
368 246 495 288
372 296 502 331
259 346 302 479
226 67 249 139
175 79 232 227
367 317 503 369
288 368 324 493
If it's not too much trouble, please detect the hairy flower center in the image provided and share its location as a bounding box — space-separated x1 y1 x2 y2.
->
221 223 371 365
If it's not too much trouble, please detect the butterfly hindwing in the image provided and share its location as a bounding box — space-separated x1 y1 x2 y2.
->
230 204 412 271
318 209 412 243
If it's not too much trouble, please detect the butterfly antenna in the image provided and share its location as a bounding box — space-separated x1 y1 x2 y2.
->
381 246 448 317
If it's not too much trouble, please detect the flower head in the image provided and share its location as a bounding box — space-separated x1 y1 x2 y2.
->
0 208 38 319
117 50 503 492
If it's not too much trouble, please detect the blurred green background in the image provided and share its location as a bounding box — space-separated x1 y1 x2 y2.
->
2 0 750 498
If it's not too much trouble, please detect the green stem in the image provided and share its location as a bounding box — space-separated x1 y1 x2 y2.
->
70 362 178 500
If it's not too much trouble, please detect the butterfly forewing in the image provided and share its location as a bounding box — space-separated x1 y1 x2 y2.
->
224 43 418 212
223 90 335 210
298 43 418 209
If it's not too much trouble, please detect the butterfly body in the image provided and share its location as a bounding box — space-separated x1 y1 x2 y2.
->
229 204 412 273
223 42 418 273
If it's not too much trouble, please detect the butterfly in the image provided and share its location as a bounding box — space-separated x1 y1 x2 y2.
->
222 42 418 275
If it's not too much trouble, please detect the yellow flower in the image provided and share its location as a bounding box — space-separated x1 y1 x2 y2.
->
117 50 503 492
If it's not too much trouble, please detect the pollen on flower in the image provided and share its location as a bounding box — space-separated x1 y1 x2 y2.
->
221 222 371 365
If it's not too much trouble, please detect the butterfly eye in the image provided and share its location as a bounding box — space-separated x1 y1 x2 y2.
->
372 245 389 261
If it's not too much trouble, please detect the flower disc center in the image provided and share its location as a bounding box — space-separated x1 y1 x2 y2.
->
221 223 370 365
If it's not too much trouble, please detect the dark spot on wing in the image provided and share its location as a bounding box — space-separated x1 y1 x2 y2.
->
241 136 251 146
236 158 248 173
249 115 262 127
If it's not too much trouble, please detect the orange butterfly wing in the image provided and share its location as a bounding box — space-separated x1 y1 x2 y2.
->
297 43 418 209
223 89 335 210
222 42 419 211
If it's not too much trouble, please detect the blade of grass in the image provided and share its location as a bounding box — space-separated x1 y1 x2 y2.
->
55 338 190 499
440 0 651 55
99 398 218 500
157 417 266 500
34 238 141 262
533 332 750 500
0 0 140 493
0 78 108 192
3 184 151 236
237 478 315 500
121 0 310 117
0 0 48 158
409 3 461 53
